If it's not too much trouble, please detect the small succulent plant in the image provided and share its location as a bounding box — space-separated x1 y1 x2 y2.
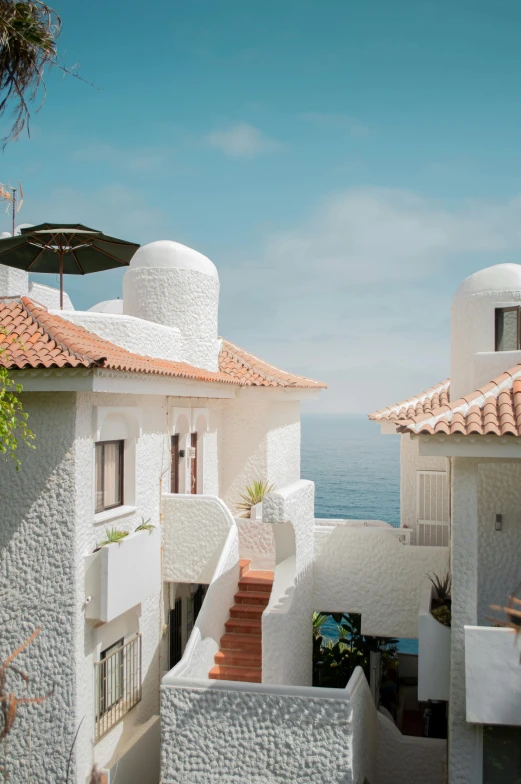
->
97 528 128 548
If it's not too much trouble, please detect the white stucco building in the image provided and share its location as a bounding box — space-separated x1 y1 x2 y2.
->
0 244 519 784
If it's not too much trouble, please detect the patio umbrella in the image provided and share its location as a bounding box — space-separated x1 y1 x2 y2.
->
0 223 140 309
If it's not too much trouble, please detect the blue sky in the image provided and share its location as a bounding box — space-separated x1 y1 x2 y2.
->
3 0 521 411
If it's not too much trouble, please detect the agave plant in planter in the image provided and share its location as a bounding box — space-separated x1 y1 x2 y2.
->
236 480 275 519
135 517 155 533
428 571 452 627
95 527 128 550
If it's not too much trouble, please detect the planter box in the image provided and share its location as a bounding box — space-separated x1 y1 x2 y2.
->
85 527 160 623
418 583 450 701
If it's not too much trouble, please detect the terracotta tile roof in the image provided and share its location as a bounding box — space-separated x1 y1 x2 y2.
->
397 368 521 436
0 297 327 390
218 338 327 388
0 297 238 384
368 379 450 422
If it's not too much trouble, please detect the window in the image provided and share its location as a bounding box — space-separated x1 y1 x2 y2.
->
495 307 521 351
95 634 142 740
95 440 124 513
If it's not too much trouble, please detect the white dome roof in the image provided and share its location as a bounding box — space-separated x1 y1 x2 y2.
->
455 263 521 298
88 298 124 314
129 240 218 279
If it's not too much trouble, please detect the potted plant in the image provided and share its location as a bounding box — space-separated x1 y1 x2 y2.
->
236 480 275 519
428 572 452 627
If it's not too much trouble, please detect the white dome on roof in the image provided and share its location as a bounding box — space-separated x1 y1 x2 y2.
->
88 299 123 314
129 240 218 279
454 263 521 298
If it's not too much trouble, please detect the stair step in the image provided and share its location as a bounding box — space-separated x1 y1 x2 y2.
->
234 590 270 606
220 633 261 652
225 617 261 634
238 572 274 593
209 665 261 683
215 649 262 667
239 559 251 577
230 604 264 620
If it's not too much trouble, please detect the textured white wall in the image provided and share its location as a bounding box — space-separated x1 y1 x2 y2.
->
0 393 77 784
377 712 447 784
0 262 29 296
313 526 449 638
235 518 276 570
266 400 301 489
29 281 73 310
465 626 521 725
123 267 219 371
59 310 183 362
220 394 301 513
449 458 482 784
400 434 447 530
160 680 355 784
162 495 236 584
477 460 521 624
73 392 168 781
262 481 315 686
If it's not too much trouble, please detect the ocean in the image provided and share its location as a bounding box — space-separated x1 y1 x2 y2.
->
301 414 418 653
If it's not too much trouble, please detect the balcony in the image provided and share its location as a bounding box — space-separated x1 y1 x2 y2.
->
465 626 521 725
418 583 450 701
85 527 160 623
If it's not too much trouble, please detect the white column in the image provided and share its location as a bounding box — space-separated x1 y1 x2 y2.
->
449 457 482 784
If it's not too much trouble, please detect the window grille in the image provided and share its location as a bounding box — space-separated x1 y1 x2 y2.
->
95 634 141 740
417 471 450 547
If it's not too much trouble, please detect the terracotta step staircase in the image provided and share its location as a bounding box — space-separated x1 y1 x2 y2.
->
209 559 274 683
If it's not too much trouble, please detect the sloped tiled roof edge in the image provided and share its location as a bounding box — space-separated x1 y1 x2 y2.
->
0 297 327 390
368 379 450 422
397 366 521 437
218 338 327 389
0 297 241 384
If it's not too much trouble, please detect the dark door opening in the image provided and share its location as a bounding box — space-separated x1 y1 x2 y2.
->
169 598 182 669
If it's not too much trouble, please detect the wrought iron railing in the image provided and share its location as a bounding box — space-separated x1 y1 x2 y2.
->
94 633 142 740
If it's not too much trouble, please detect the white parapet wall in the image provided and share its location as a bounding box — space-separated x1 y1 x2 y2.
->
418 582 451 702
377 712 447 784
313 523 449 638
262 480 315 686
465 626 521 725
57 310 183 363
235 516 276 571
161 667 377 784
168 525 240 680
162 494 236 583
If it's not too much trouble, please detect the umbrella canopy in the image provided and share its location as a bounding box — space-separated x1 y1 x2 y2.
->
0 223 140 308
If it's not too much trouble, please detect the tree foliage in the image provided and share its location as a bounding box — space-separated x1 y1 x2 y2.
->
0 364 34 469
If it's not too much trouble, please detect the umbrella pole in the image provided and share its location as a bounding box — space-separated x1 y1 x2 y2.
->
59 250 63 309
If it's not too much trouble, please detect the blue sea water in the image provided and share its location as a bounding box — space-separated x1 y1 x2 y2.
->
301 414 418 654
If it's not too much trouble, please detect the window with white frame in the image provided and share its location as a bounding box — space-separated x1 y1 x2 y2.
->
95 440 124 513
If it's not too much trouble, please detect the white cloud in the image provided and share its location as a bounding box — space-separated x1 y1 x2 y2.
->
218 187 521 413
205 123 282 158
